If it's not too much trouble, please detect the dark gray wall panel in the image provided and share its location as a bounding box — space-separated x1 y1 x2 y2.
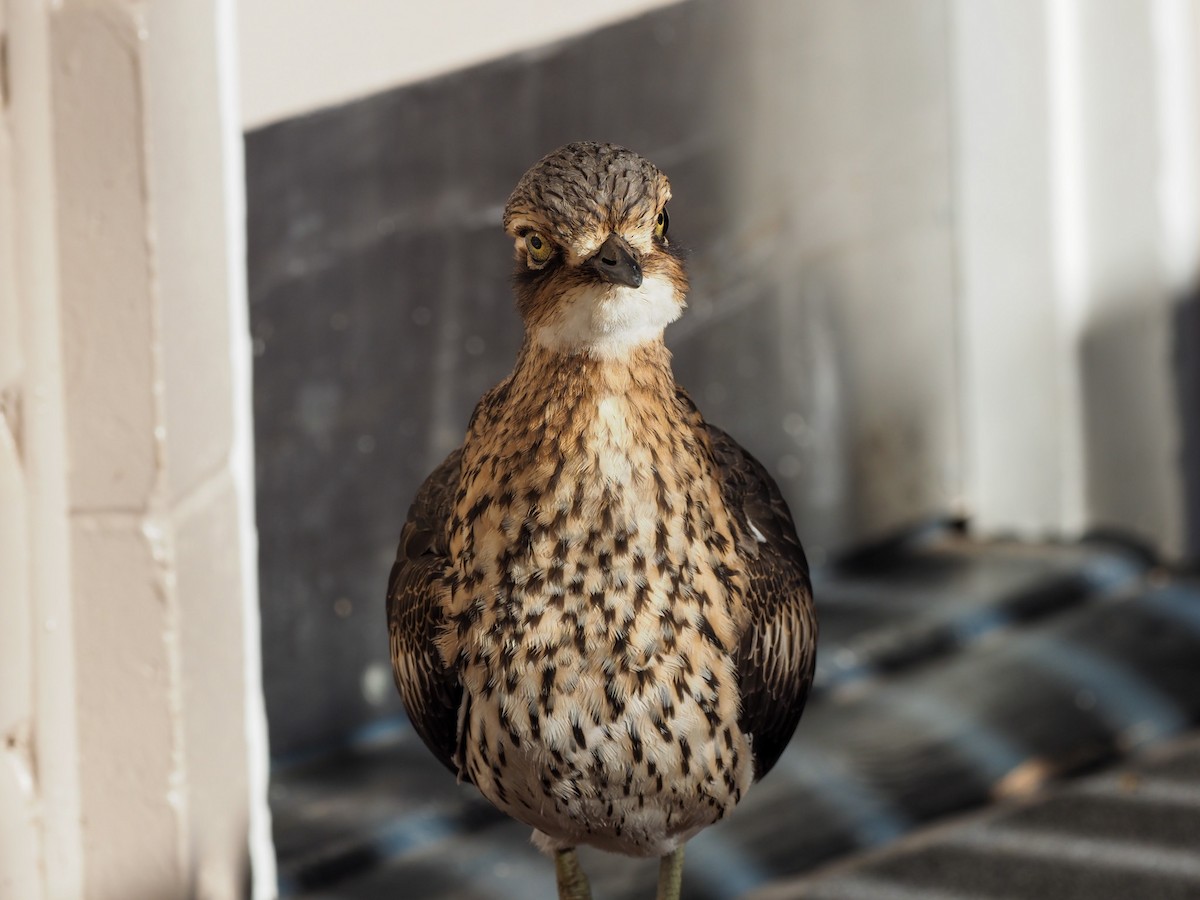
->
247 0 961 757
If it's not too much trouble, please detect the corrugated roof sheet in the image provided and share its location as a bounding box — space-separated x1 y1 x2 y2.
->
272 524 1200 898
756 736 1200 900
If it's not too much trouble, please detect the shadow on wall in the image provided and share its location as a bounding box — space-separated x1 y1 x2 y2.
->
1080 294 1192 560
1174 290 1200 562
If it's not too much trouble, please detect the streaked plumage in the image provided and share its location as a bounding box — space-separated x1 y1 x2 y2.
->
388 142 816 899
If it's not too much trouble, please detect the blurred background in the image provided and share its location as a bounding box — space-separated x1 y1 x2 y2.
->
3 1 1200 898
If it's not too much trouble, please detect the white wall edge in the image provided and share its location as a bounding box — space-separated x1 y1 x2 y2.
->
1150 0 1198 556
1046 0 1089 535
1152 0 1200 290
8 1 85 895
215 0 277 893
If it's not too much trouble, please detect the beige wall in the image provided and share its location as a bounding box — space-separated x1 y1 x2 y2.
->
238 0 685 128
3 1 82 895
1 0 273 897
1 0 46 888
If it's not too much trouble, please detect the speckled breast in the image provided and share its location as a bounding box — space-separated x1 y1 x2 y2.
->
440 371 754 855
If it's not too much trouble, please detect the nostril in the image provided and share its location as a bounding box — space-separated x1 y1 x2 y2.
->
589 234 642 287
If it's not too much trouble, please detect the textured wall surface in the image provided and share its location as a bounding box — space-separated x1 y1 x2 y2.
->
952 0 1197 552
0 4 44 891
56 1 274 894
1 1 274 896
247 0 962 758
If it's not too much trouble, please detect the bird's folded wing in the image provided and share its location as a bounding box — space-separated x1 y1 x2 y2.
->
704 422 818 780
387 448 466 779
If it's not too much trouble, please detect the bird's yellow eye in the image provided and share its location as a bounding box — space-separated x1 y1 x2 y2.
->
654 207 670 240
524 232 554 264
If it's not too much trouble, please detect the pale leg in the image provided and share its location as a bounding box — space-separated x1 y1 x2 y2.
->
554 847 593 900
656 844 685 900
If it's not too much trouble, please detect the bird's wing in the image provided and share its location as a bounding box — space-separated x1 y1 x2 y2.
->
387 447 466 779
701 416 818 780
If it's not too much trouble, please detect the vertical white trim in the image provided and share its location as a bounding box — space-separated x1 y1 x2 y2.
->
214 0 277 894
954 0 1189 551
8 0 84 895
1047 0 1089 533
1151 0 1197 556
1152 0 1200 291
951 1 1071 536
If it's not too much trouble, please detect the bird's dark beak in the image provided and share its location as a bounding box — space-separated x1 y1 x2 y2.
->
587 233 643 288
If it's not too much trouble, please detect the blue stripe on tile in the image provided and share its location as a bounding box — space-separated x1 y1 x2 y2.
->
947 606 1012 642
686 828 773 898
1019 635 1188 745
779 746 912 847
1140 585 1200 635
1079 554 1144 592
881 686 1027 781
373 810 461 858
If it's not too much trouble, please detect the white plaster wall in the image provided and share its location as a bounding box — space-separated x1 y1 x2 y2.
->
952 1 1071 536
145 0 277 890
1 0 274 896
56 0 274 892
4 0 84 896
953 0 1198 554
239 0 686 128
0 6 45 894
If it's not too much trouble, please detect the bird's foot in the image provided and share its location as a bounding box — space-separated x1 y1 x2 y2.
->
656 845 685 900
554 847 593 900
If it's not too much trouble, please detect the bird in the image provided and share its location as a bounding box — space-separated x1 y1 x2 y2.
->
388 141 817 900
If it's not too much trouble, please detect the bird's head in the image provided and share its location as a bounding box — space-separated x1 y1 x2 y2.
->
503 142 688 359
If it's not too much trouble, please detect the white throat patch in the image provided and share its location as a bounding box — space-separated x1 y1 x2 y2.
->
532 274 683 358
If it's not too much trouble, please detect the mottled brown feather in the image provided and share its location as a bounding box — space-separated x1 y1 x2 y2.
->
702 420 818 779
503 142 669 245
387 448 465 779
